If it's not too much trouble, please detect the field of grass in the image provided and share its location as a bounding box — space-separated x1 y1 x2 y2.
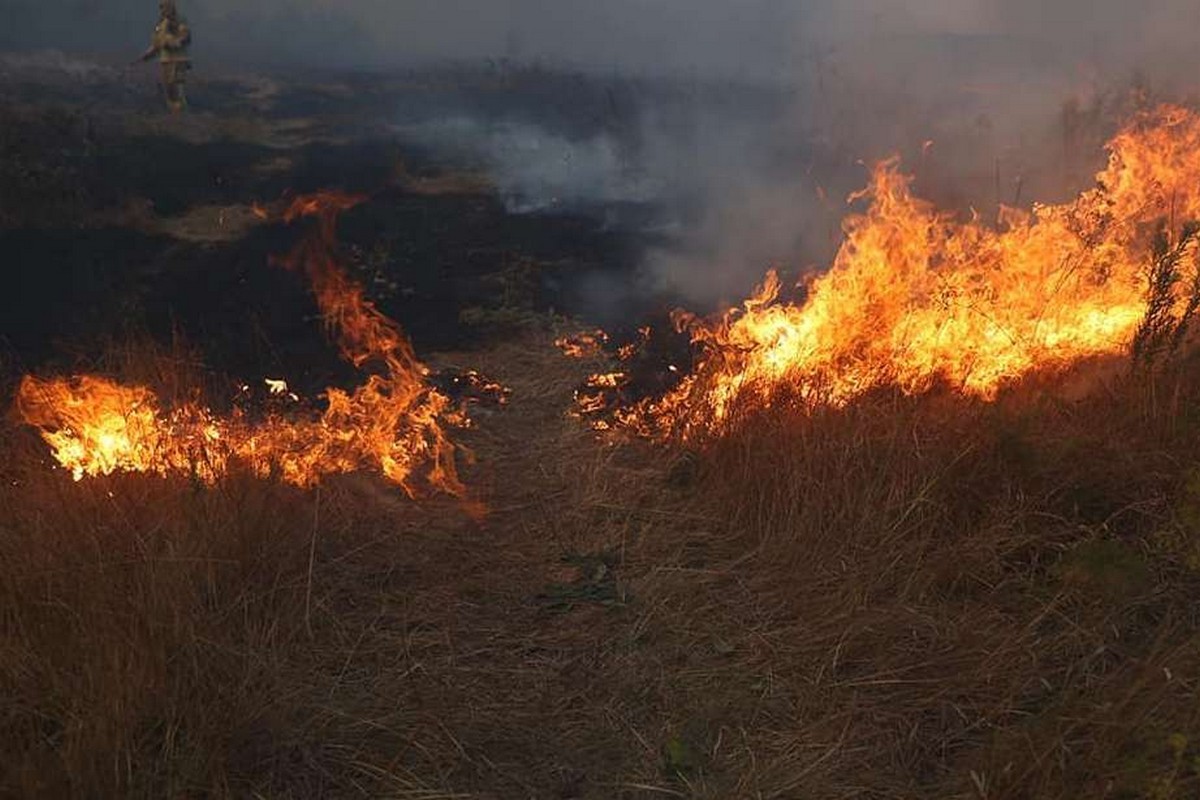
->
4 56 1200 800
692 357 1200 798
5 330 1200 799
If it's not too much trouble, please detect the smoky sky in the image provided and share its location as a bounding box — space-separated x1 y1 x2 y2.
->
1 0 796 78
4 1 1200 83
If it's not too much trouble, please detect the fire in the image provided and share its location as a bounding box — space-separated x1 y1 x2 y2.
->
264 378 294 398
16 376 228 483
601 104 1200 438
16 191 471 498
556 330 609 359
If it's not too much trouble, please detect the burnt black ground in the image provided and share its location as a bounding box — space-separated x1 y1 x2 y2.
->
0 186 644 382
0 62 698 396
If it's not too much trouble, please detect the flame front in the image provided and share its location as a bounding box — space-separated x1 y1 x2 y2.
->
16 192 467 497
15 376 229 482
610 105 1200 438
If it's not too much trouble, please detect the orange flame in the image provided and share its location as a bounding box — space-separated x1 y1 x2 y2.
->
16 191 470 498
607 105 1200 438
555 330 609 359
15 376 229 483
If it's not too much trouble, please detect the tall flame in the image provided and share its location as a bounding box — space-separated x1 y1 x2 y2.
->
613 105 1200 438
16 191 467 497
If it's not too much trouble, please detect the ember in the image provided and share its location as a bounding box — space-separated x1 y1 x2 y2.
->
583 105 1200 439
15 191 477 497
429 368 512 409
555 330 609 358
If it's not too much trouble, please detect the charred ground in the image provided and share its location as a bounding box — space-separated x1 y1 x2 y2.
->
0 101 652 380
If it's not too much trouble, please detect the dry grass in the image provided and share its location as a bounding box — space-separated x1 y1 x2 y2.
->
0 332 693 799
681 357 1200 798
6 333 1200 798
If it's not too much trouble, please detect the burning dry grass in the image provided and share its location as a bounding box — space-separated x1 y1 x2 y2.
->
14 103 1200 796
518 104 1200 798
14 190 470 499
595 104 1200 444
6 333 1200 797
0 334 570 798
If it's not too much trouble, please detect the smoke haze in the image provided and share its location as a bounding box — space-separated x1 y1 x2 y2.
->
0 0 798 79
6 1 1200 306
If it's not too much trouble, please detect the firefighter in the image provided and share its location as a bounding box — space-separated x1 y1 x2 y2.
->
137 0 192 114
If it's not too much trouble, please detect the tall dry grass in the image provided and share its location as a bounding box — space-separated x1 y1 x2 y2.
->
0 333 671 799
681 357 1200 797
0 343 464 798
8 332 1200 798
0 443 414 797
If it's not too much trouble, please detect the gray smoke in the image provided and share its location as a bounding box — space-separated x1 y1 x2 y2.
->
636 0 1200 304
398 116 661 215
0 0 799 80
5 1 1200 307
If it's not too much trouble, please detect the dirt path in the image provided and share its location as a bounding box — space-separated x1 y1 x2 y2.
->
414 335 681 798
278 327 777 800
270 332 705 799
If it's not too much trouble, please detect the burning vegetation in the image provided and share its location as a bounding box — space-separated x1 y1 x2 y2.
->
14 191 474 498
577 104 1200 439
15 66 1200 799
